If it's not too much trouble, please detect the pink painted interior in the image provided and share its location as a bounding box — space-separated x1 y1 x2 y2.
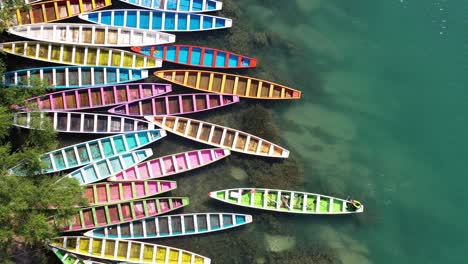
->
96 208 106 225
160 200 170 212
123 183 133 200
135 183 145 197
147 200 157 214
214 149 226 158
201 150 213 161
123 167 138 180
189 152 201 166
148 181 159 193
122 204 132 221
175 155 188 170
173 199 182 208
96 185 107 203
109 206 120 224
163 157 176 174
134 202 145 218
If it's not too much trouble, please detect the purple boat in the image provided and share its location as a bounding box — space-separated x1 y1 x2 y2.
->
108 93 240 117
15 83 172 111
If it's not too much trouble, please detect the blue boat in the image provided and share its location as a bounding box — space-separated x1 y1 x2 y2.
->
116 0 222 13
1 66 149 89
79 9 232 32
84 213 253 239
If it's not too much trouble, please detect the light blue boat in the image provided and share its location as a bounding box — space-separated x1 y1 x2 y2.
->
66 148 153 185
79 9 232 32
1 66 149 89
84 213 253 239
117 0 222 13
8 130 166 176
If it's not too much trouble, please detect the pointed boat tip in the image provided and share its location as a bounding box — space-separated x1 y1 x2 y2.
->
130 46 141 53
282 150 290 158
82 230 93 237
141 70 149 78
223 148 231 156
159 129 167 137
216 0 223 10
225 19 233 28
245 214 254 223
204 258 212 264
250 58 258 68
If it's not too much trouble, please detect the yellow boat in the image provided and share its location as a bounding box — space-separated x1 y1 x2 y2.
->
11 0 112 26
154 69 301 100
0 41 162 69
50 236 211 264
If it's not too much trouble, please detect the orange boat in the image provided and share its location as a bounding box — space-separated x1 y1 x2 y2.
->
154 70 301 100
11 0 112 26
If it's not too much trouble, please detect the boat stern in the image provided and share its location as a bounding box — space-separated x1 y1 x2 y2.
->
204 258 212 264
215 0 223 11
244 214 253 224
225 19 233 28
282 149 290 158
141 70 149 79
223 148 231 156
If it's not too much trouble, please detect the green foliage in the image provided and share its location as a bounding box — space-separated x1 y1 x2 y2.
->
0 0 29 33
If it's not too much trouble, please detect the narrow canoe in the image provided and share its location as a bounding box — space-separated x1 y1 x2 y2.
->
108 148 230 181
8 130 165 175
11 0 112 26
79 9 232 32
209 188 365 214
154 70 301 100
1 66 149 89
0 41 162 69
18 83 172 111
50 236 211 264
145 116 290 158
51 247 87 264
13 111 157 134
84 212 252 239
108 93 239 117
117 0 222 12
61 197 189 232
85 180 177 206
8 24 176 47
132 44 257 69
65 148 154 185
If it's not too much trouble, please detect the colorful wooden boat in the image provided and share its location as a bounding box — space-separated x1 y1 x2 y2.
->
51 247 88 264
50 236 211 264
79 9 232 32
11 0 112 26
209 188 365 214
8 24 176 47
0 41 162 69
145 116 290 158
13 111 157 134
108 93 239 117
61 197 189 232
1 66 149 89
84 212 252 240
85 180 177 206
132 44 257 69
8 130 165 175
108 148 230 181
18 83 172 111
154 70 301 100
66 148 154 185
117 0 222 12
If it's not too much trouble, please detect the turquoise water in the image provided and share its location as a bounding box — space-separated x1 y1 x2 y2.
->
232 0 467 263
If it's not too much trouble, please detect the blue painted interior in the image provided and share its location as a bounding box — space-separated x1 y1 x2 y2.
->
140 12 150 29
179 47 189 64
88 12 100 23
215 52 226 67
207 1 216 10
166 46 177 61
241 58 251 66
203 17 213 29
192 0 202 11
168 0 178 10
164 13 175 30
126 11 137 28
203 49 213 66
179 0 189 11
113 11 125 26
228 55 238 67
215 18 225 28
152 12 163 30
177 13 188 30
235 215 246 224
189 15 201 30
190 48 201 65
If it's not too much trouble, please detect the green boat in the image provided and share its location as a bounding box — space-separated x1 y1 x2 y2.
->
208 188 364 214
51 247 87 264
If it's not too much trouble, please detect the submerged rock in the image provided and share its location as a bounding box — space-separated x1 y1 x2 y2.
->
265 234 296 252
230 166 249 181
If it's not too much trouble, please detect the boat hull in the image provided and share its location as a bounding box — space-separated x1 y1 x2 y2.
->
154 70 301 99
117 0 222 12
1 66 149 89
84 213 252 239
145 116 290 158
209 188 364 214
108 148 230 181
79 9 232 32
8 24 176 47
132 44 256 69
108 93 239 117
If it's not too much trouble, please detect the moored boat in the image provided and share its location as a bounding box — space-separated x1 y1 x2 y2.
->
10 0 112 26
8 130 165 175
1 66 148 89
51 247 87 264
8 24 176 47
17 83 172 111
108 93 239 117
116 0 222 12
154 70 301 99
60 197 189 232
108 148 230 181
0 41 162 69
49 236 211 264
84 212 252 239
13 111 157 134
84 180 177 206
79 9 232 32
145 116 290 158
65 148 154 185
209 188 365 214
132 44 257 69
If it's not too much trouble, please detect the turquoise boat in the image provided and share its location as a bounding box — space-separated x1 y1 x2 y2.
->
8 130 166 175
1 66 148 89
116 0 223 12
65 148 153 185
79 9 232 32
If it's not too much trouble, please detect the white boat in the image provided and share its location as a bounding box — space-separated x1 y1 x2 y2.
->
8 23 176 47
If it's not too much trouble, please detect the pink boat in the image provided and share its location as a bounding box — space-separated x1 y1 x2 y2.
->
108 93 239 117
15 83 172 111
108 148 231 181
84 180 177 206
